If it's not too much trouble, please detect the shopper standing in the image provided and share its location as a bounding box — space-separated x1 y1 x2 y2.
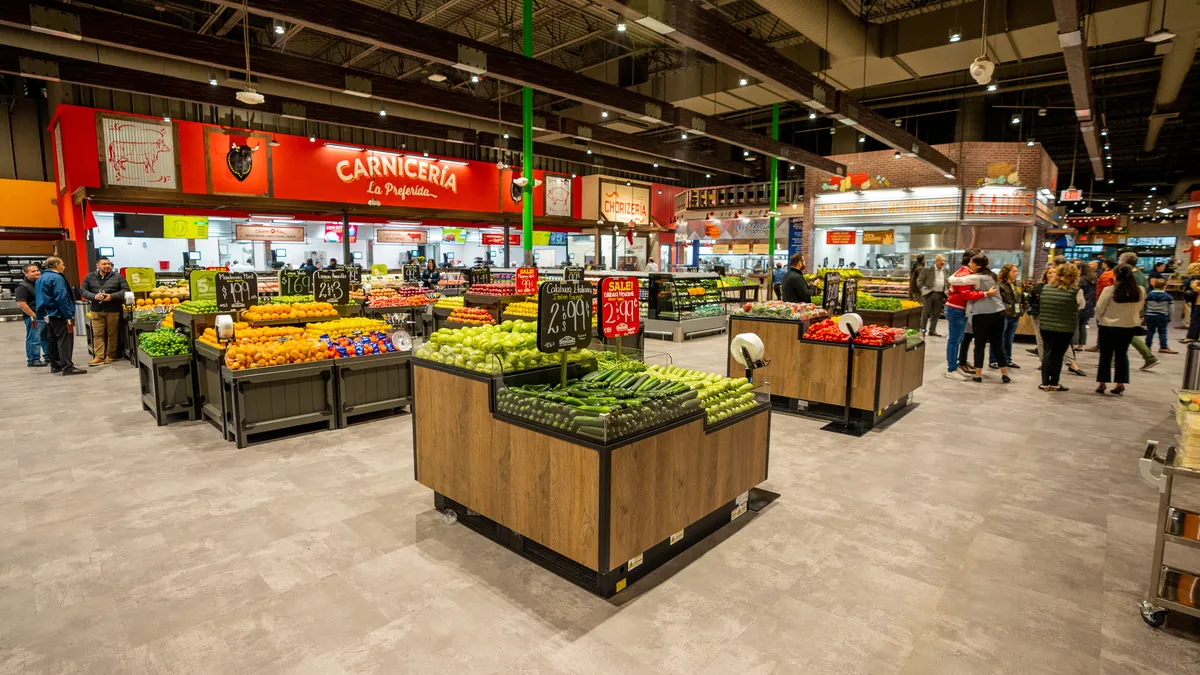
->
1120 252 1159 370
917 254 947 336
909 254 926 301
1037 263 1083 392
421 259 441 289
14 264 49 367
960 254 1011 383
325 258 339 270
772 263 786 300
299 258 318 273
1075 260 1097 350
943 249 988 380
35 257 86 375
645 257 659 273
1145 278 1176 354
780 254 812 303
990 263 1023 370
80 256 130 365
1095 264 1147 395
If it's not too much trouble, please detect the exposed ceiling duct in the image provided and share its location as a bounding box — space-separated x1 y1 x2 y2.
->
1050 0 1104 181
1143 1 1200 152
751 0 875 63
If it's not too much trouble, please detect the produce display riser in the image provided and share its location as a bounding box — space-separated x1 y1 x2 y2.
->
84 316 130 359
411 362 771 597
194 342 230 439
336 304 363 318
171 310 220 355
852 307 922 330
125 320 162 366
137 349 197 426
726 315 924 431
643 315 728 342
464 293 527 322
333 351 412 428
222 360 337 448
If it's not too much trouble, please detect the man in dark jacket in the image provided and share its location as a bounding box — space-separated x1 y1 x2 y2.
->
781 253 812 304
35 256 86 375
15 264 49 367
324 258 339 270
80 256 130 365
299 259 318 273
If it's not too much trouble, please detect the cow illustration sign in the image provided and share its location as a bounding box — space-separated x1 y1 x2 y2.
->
537 281 593 354
101 117 176 189
599 277 640 339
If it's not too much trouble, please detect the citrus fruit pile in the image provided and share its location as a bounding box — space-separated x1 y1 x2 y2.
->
504 301 539 318
304 317 389 338
434 296 464 309
269 295 315 305
198 322 250 347
447 307 495 325
177 300 218 313
224 338 328 370
138 327 190 357
132 297 182 309
241 301 339 322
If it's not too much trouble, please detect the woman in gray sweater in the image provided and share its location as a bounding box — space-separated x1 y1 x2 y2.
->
961 254 1011 383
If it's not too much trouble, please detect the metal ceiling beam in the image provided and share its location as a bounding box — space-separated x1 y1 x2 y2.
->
0 1 746 176
202 0 845 175
196 6 225 35
213 7 246 37
590 0 954 176
1050 0 1105 181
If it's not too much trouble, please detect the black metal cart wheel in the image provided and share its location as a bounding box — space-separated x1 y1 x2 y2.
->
1139 601 1168 628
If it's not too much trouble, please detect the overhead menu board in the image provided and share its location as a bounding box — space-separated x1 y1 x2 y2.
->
537 281 593 353
599 277 640 339
278 269 313 296
216 272 259 312
314 270 350 305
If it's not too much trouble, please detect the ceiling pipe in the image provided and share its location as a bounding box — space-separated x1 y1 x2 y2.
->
1050 0 1104 180
751 0 874 62
1168 176 1200 203
1145 30 1199 151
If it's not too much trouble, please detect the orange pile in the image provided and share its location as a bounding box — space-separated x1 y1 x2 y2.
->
241 301 338 322
225 338 327 370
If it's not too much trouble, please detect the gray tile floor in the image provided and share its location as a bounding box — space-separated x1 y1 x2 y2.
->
3 320 1200 674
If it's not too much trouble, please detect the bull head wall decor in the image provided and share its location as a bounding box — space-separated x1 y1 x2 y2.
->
227 141 259 181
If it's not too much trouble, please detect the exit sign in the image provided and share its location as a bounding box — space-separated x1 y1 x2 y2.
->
1060 188 1082 202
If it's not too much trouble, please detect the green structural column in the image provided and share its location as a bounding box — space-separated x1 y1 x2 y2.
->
521 0 534 266
768 103 779 264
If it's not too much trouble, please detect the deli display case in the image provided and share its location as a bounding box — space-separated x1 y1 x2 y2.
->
644 272 727 341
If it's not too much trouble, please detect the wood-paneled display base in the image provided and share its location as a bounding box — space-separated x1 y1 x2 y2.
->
727 315 924 429
411 361 771 597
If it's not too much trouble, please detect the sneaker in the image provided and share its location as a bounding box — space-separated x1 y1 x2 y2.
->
87 358 104 366
1159 348 1178 354
943 370 967 380
1141 359 1160 371
61 367 88 376
27 362 48 368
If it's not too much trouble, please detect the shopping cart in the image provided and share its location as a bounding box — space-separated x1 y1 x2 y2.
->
1137 441 1200 627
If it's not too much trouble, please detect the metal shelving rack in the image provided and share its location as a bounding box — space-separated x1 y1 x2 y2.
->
1137 441 1200 627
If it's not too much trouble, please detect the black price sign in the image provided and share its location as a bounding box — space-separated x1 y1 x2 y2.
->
469 265 492 286
314 270 350 305
278 269 313 296
841 278 858 314
822 271 841 314
347 266 362 288
563 266 584 282
402 264 421 283
216 272 259 312
537 281 593 353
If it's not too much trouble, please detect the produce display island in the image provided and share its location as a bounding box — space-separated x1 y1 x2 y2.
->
727 314 924 429
410 326 772 596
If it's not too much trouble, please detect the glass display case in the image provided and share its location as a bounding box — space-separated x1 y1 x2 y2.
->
648 273 725 320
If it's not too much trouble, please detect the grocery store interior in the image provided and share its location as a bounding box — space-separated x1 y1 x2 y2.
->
3 0 1200 673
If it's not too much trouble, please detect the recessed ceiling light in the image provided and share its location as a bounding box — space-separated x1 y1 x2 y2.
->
894 150 901 159
209 76 219 86
705 174 711 178
681 133 688 140
738 77 749 86
987 82 998 91
379 107 387 117
601 110 609 118
653 162 658 168
789 164 795 170
809 111 817 120
428 73 447 82
949 28 962 43
743 149 750 156
470 75 480 83
616 22 627 32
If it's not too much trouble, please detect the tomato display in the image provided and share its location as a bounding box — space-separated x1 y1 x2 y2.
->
802 319 905 346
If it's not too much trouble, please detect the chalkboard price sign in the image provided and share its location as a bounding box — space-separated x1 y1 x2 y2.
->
563 266 584 282
841 277 858 314
314 270 351 305
278 269 313 296
402 264 421 283
537 281 593 353
216 272 259 312
822 271 841 314
468 265 492 286
347 266 362 288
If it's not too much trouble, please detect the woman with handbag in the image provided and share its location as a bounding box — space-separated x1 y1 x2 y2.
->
1095 264 1147 395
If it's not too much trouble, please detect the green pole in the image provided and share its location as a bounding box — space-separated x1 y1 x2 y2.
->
768 103 779 266
521 0 534 266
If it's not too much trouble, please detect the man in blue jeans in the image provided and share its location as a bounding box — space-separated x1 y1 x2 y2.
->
14 264 49 367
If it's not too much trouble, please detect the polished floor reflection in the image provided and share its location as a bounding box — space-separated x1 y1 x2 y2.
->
1 322 1199 674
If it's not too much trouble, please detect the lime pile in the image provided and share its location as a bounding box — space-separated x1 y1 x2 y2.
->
139 327 190 357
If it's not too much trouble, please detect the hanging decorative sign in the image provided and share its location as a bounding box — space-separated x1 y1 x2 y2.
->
545 175 572 217
481 233 520 246
163 216 209 239
375 229 427 244
235 224 305 242
600 277 640 339
101 116 176 189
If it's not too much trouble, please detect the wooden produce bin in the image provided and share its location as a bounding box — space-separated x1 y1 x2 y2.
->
221 360 337 448
464 293 526 322
125 319 161 365
137 349 197 426
412 361 771 597
194 341 229 438
727 315 924 429
855 306 922 329
333 350 412 428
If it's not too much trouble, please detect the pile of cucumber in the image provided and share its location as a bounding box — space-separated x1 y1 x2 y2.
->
495 368 702 443
645 365 760 424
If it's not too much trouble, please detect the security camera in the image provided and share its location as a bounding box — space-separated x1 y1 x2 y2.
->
513 176 529 187
969 56 995 85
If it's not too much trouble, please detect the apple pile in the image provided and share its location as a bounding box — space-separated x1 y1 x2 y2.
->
469 283 518 296
447 307 495 325
415 320 596 374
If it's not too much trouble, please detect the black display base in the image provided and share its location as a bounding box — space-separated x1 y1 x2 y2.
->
771 394 911 432
820 419 868 437
433 490 755 598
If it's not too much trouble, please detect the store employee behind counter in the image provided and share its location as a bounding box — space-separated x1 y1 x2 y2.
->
781 253 812 304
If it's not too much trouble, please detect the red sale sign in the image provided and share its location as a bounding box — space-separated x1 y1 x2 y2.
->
481 233 521 246
515 266 538 296
600 277 640 339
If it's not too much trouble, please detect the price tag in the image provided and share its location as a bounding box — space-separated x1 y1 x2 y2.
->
515 266 539 295
215 272 259 312
278 269 313 297
469 265 492 286
822 271 841 314
600 277 640 339
124 267 157 292
563 266 584 282
371 263 389 277
347 266 362 288
189 269 218 303
314 269 351 305
403 264 421 283
841 277 858 314
537 280 593 353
